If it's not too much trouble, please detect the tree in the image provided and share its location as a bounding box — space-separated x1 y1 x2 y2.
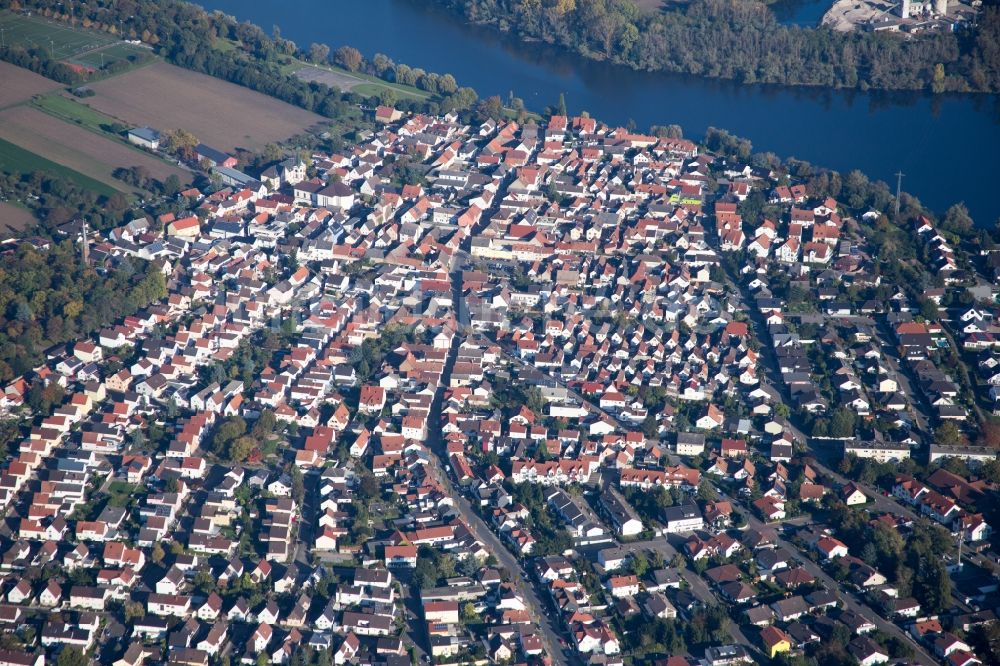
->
934 421 965 448
477 95 505 122
290 465 304 505
438 73 458 93
932 62 946 93
57 647 88 666
163 129 198 156
124 600 145 621
919 298 940 321
377 88 396 108
252 409 276 438
150 542 165 564
334 46 363 71
437 554 457 579
413 555 438 589
556 92 567 117
642 412 658 438
372 53 395 76
228 436 255 462
632 551 650 577
213 416 247 454
359 474 379 500
308 42 330 64
979 458 1000 484
163 173 181 197
943 202 974 235
830 408 857 438
193 568 216 594
914 557 951 613
461 601 477 624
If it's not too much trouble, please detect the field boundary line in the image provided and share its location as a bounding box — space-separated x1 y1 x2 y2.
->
29 95 195 182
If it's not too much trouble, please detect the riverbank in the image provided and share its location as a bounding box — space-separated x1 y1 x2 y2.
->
424 0 999 93
822 0 864 30
196 0 998 224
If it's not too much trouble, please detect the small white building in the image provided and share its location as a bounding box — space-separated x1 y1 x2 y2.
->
127 127 161 150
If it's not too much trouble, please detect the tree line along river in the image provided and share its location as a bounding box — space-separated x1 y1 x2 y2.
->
199 0 1000 225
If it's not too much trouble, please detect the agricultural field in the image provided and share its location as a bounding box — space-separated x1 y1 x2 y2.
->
81 62 327 153
0 12 149 73
0 61 61 109
0 202 37 238
0 106 189 192
32 92 127 133
0 137 117 196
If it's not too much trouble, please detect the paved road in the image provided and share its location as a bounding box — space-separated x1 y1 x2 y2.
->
719 264 935 524
710 484 938 666
718 267 943 665
937 322 986 423
293 468 320 566
874 316 933 438
409 256 571 666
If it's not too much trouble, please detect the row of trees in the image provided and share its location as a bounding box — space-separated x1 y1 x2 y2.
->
0 44 87 84
307 44 463 97
432 0 1000 93
112 165 182 196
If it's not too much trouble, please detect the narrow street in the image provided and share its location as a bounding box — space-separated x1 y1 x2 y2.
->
712 487 939 666
718 264 940 666
405 251 571 665
873 315 933 439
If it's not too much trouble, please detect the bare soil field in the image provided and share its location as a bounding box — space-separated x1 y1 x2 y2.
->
0 203 35 238
0 62 61 109
82 62 325 153
0 106 189 189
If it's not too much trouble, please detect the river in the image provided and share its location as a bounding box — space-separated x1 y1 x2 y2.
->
199 0 1000 224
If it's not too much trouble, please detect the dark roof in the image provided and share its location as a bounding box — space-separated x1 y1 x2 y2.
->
195 143 232 164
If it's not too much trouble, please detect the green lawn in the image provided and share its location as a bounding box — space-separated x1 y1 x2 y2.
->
72 42 149 69
106 481 144 507
352 82 430 101
0 137 119 196
32 93 124 132
0 13 116 60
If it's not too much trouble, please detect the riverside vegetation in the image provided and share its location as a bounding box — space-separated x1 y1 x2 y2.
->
428 0 1000 93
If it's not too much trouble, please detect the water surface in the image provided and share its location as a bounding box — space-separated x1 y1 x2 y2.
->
200 0 1000 224
771 0 832 26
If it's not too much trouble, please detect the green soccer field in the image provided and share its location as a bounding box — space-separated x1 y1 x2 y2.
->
72 41 147 69
0 12 116 60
